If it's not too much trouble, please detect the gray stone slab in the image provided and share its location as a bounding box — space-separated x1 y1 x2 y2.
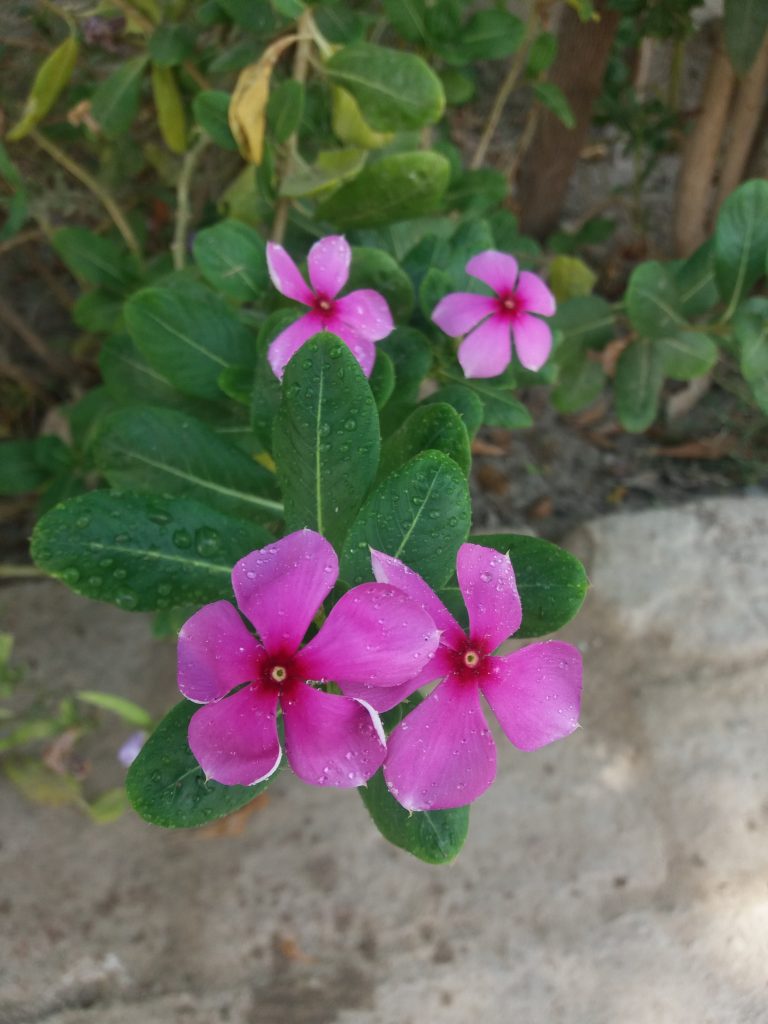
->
1 497 766 1024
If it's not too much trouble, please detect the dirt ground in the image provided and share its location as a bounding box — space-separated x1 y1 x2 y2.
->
1 495 767 1024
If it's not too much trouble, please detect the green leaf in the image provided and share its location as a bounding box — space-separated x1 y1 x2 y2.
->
272 0 304 16
378 326 433 435
379 403 470 479
93 405 281 521
360 696 469 863
347 247 415 322
532 81 575 129
446 169 508 216
325 43 444 132
0 437 71 495
91 56 148 139
124 284 255 401
454 533 589 638
384 0 427 42
340 451 470 588
100 333 189 408
52 228 137 293
192 89 238 150
714 179 768 315
733 297 768 414
549 255 596 302
614 339 664 433
273 333 380 549
439 370 532 430
369 349 395 411
674 240 718 319
251 312 289 451
527 32 557 75
280 148 366 198
86 787 131 823
439 68 475 105
419 266 453 320
423 384 484 439
31 490 272 611
553 344 604 413
657 331 718 381
77 691 153 729
4 758 81 807
151 64 187 153
148 24 195 68
267 79 305 142
317 151 451 229
7 35 79 141
724 0 768 74
625 261 686 338
551 295 615 350
193 220 268 302
127 700 274 828
444 10 525 63
73 290 123 333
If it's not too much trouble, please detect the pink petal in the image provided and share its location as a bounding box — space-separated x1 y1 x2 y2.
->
187 683 282 786
178 600 263 704
512 314 553 372
307 235 350 299
232 530 338 658
383 674 497 810
457 315 512 378
281 682 385 787
370 548 465 650
516 271 556 316
295 583 439 688
334 289 394 342
266 242 314 304
466 250 519 296
337 646 456 713
482 641 583 751
431 292 497 337
457 543 522 654
268 311 326 379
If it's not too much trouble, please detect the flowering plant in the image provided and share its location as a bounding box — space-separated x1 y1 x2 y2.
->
29 227 588 861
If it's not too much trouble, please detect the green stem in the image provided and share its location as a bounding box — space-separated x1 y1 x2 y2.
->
30 130 141 260
0 565 46 579
470 2 540 170
171 135 210 271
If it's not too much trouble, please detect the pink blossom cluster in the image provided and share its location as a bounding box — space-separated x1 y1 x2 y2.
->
266 236 556 382
179 531 582 811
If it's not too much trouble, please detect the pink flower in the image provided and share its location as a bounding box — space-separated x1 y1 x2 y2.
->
178 529 439 790
338 543 582 811
266 235 394 379
431 250 556 377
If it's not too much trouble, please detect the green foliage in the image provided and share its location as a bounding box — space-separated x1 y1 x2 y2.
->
273 334 380 548
724 0 768 74
360 695 469 863
127 700 274 827
31 490 272 612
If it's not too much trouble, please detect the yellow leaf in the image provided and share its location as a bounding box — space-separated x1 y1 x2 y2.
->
7 35 79 141
151 64 187 154
549 255 597 302
4 757 82 808
228 35 298 165
331 87 394 150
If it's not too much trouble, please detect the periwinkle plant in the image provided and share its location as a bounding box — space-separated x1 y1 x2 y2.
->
31 237 590 862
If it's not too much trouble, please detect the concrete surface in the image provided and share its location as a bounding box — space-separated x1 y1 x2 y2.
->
1 496 767 1024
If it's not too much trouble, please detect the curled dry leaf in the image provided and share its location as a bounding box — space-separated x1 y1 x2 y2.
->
228 35 298 165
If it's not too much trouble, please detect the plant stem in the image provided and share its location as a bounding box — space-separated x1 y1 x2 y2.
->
0 229 44 256
0 295 73 375
0 566 46 579
470 3 540 170
171 135 210 271
30 130 141 260
271 11 313 244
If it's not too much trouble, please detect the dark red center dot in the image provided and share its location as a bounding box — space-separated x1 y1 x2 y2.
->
502 296 517 313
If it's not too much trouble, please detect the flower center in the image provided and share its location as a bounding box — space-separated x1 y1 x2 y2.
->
501 295 518 313
270 664 287 683
463 650 481 669
316 297 332 312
